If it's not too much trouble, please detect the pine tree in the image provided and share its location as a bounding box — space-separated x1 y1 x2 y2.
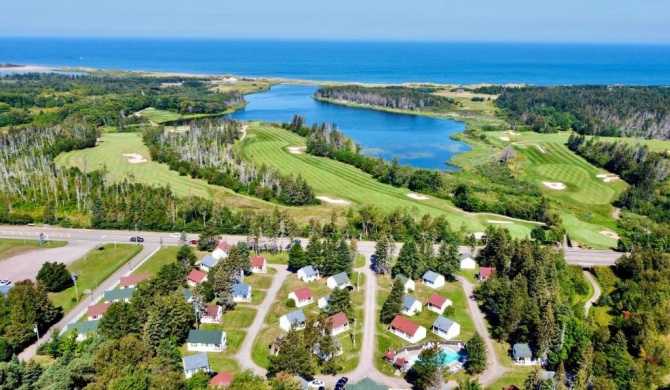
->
373 234 391 274
325 288 353 318
380 278 404 323
99 302 141 340
267 328 315 378
176 245 197 274
435 241 459 278
213 265 236 311
306 238 324 270
410 345 444 390
191 283 206 329
336 239 353 276
316 320 341 375
392 239 421 279
288 242 307 270
236 242 251 273
465 332 488 374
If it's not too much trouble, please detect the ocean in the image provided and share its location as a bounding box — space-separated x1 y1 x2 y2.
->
1 38 670 85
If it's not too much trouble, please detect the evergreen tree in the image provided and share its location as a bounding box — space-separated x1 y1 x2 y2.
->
465 333 487 374
237 242 251 273
324 288 353 318
176 245 197 274
0 337 11 362
36 261 73 292
288 242 307 270
435 241 459 278
225 246 245 283
373 234 391 274
316 320 342 375
99 302 141 340
270 372 303 390
392 239 422 279
380 278 404 323
213 265 236 311
336 238 353 276
305 239 324 270
191 283 206 329
267 328 314 378
152 263 185 295
229 369 269 390
197 224 220 251
143 295 195 348
410 345 444 390
185 371 211 390
456 379 482 390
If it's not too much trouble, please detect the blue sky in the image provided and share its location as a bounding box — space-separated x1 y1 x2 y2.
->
2 0 669 43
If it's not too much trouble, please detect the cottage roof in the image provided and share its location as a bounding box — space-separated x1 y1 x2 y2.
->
200 255 218 269
479 267 496 279
395 274 410 284
284 309 306 325
459 253 475 261
203 304 221 317
183 288 192 301
187 329 225 345
292 287 313 301
104 288 134 302
119 273 150 288
427 294 448 308
299 265 318 277
182 353 209 371
513 343 533 359
422 270 441 282
251 256 266 268
233 283 250 296
384 349 396 360
432 316 456 333
187 269 207 283
330 272 350 285
71 320 100 334
346 377 388 390
390 315 420 336
403 295 418 310
210 371 233 387
320 294 331 303
325 312 349 329
87 302 111 318
215 241 233 252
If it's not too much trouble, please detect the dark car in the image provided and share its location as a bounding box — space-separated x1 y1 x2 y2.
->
334 377 348 390
130 236 144 243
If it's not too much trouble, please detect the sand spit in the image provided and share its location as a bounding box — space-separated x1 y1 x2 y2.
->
407 193 429 200
123 153 148 164
542 181 566 190
316 196 350 205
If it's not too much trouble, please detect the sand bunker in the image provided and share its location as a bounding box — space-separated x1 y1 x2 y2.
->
287 147 306 155
487 220 513 224
240 124 248 141
600 230 621 240
407 193 429 200
513 142 546 153
474 232 486 240
123 153 148 164
542 181 566 190
506 130 522 136
596 174 619 183
316 196 350 205
499 137 510 141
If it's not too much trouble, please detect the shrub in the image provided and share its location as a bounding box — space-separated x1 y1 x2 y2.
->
36 262 73 292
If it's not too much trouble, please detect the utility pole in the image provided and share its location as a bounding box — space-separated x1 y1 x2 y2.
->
71 273 79 301
33 324 40 341
357 271 360 292
352 318 357 347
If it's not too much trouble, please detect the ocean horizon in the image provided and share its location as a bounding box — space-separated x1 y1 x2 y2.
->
2 37 670 85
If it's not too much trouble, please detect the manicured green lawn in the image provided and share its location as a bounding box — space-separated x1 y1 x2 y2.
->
0 238 67 262
129 246 208 278
485 366 535 390
137 107 181 123
49 244 143 313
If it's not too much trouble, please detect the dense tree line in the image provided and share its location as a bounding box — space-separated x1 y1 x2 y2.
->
495 85 670 138
144 119 316 206
0 73 244 128
314 85 454 112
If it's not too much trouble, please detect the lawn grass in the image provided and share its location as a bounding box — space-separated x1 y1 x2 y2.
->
0 238 67 262
129 246 208 278
49 244 142 313
137 107 181 123
238 122 535 238
485 366 536 390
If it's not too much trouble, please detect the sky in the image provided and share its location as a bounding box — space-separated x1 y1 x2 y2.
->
1 0 670 43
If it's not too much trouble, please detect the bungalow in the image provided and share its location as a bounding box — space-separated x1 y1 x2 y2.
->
212 241 233 260
210 371 233 388
478 267 496 281
402 295 423 316
346 377 388 390
288 287 314 308
326 272 351 290
394 274 415 292
250 256 267 273
232 283 252 302
200 304 223 324
313 338 343 361
324 311 350 336
199 255 218 272
104 288 134 303
394 357 410 372
183 288 193 303
426 293 452 314
317 294 331 309
87 302 111 320
119 273 150 289
186 329 227 352
71 320 99 342
459 253 476 270
383 348 396 364
297 266 320 282
279 309 307 331
431 316 461 340
388 315 426 343
187 269 208 286
513 343 539 365
182 353 211 379
421 271 445 289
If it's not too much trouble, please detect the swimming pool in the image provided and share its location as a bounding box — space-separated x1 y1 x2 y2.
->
407 348 461 367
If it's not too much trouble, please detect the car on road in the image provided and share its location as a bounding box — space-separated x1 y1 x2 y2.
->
308 380 324 389
334 377 348 390
0 280 11 286
189 239 199 246
169 233 181 238
130 236 144 243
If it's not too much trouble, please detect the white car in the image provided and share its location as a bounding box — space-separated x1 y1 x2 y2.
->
169 233 181 238
0 280 11 286
308 380 324 388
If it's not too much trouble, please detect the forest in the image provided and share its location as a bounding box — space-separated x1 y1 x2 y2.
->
143 119 316 206
0 73 244 128
494 85 670 138
314 85 455 112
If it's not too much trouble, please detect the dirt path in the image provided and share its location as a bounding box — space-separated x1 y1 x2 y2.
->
235 264 290 376
239 124 248 141
456 276 507 387
583 271 602 317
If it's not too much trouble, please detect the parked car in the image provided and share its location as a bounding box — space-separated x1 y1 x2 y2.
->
0 280 11 286
130 236 144 243
334 377 349 390
169 233 181 238
308 380 324 389
189 239 199 246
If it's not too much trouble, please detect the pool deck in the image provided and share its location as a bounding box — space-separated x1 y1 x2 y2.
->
391 341 466 372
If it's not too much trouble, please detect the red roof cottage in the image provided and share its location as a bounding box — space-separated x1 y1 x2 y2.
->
187 269 208 286
388 315 426 343
119 273 150 289
250 256 267 273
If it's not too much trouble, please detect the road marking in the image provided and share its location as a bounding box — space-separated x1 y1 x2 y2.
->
101 235 106 239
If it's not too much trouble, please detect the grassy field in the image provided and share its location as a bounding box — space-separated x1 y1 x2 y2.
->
129 246 208 277
49 244 142 313
238 122 535 238
136 107 181 123
251 273 366 374
0 238 67 261
375 274 475 376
